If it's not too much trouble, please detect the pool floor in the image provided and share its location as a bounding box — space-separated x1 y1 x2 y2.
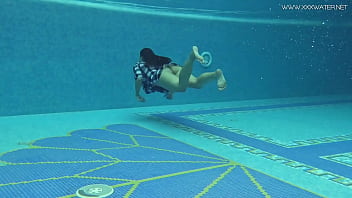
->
0 95 351 197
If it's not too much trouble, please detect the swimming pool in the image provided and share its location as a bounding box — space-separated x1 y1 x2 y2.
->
1 0 351 197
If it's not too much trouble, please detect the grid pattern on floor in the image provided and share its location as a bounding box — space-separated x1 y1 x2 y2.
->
0 124 321 197
153 99 352 187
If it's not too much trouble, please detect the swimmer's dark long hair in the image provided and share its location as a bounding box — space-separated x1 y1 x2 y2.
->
140 48 171 68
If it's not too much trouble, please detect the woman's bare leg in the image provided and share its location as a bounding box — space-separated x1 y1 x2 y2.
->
189 69 227 90
156 46 204 92
189 72 216 89
178 46 204 89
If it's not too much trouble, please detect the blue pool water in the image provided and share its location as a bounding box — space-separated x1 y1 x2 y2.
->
0 1 351 197
1 0 351 116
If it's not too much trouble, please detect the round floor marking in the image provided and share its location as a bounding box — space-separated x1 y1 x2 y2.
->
76 184 114 198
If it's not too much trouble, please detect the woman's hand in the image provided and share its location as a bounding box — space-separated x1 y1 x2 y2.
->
136 95 146 102
165 92 173 100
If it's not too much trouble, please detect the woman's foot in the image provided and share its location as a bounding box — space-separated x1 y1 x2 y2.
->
192 46 205 63
216 69 226 91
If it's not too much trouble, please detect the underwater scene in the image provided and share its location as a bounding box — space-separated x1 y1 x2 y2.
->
0 0 351 197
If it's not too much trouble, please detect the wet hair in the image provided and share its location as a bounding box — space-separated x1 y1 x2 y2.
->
140 48 171 67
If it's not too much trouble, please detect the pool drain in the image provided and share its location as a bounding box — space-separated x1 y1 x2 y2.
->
76 184 114 198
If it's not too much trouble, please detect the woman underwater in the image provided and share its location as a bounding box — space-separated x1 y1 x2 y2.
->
133 46 226 102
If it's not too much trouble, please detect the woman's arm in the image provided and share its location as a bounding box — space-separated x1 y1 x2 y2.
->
135 78 145 102
133 63 146 102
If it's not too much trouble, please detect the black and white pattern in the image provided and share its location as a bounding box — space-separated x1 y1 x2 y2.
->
133 62 169 94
